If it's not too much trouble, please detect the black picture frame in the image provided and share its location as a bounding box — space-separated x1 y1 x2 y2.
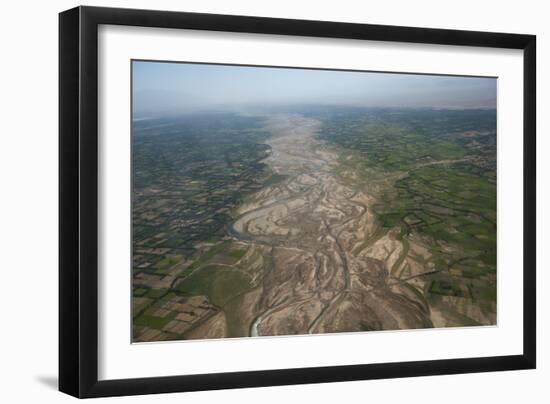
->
59 5 536 398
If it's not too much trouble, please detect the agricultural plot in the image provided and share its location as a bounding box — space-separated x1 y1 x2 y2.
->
132 108 497 342
315 108 497 326
132 113 284 341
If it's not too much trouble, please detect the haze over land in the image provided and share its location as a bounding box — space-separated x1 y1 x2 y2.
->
133 61 497 117
131 62 497 342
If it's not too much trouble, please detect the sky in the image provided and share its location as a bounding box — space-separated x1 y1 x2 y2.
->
132 60 497 117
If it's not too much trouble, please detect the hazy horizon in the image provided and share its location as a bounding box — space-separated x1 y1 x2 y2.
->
132 60 497 118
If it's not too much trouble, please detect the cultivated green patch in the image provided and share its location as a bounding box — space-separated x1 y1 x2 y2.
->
313 107 497 325
175 265 252 308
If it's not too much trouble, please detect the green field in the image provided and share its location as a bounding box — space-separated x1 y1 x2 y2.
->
313 107 497 324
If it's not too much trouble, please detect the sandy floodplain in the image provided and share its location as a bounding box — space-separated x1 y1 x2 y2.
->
229 115 436 336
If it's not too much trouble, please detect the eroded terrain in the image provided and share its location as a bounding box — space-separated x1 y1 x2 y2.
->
132 110 496 342
230 115 435 335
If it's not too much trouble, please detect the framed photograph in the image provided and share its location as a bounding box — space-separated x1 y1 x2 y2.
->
59 6 536 398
